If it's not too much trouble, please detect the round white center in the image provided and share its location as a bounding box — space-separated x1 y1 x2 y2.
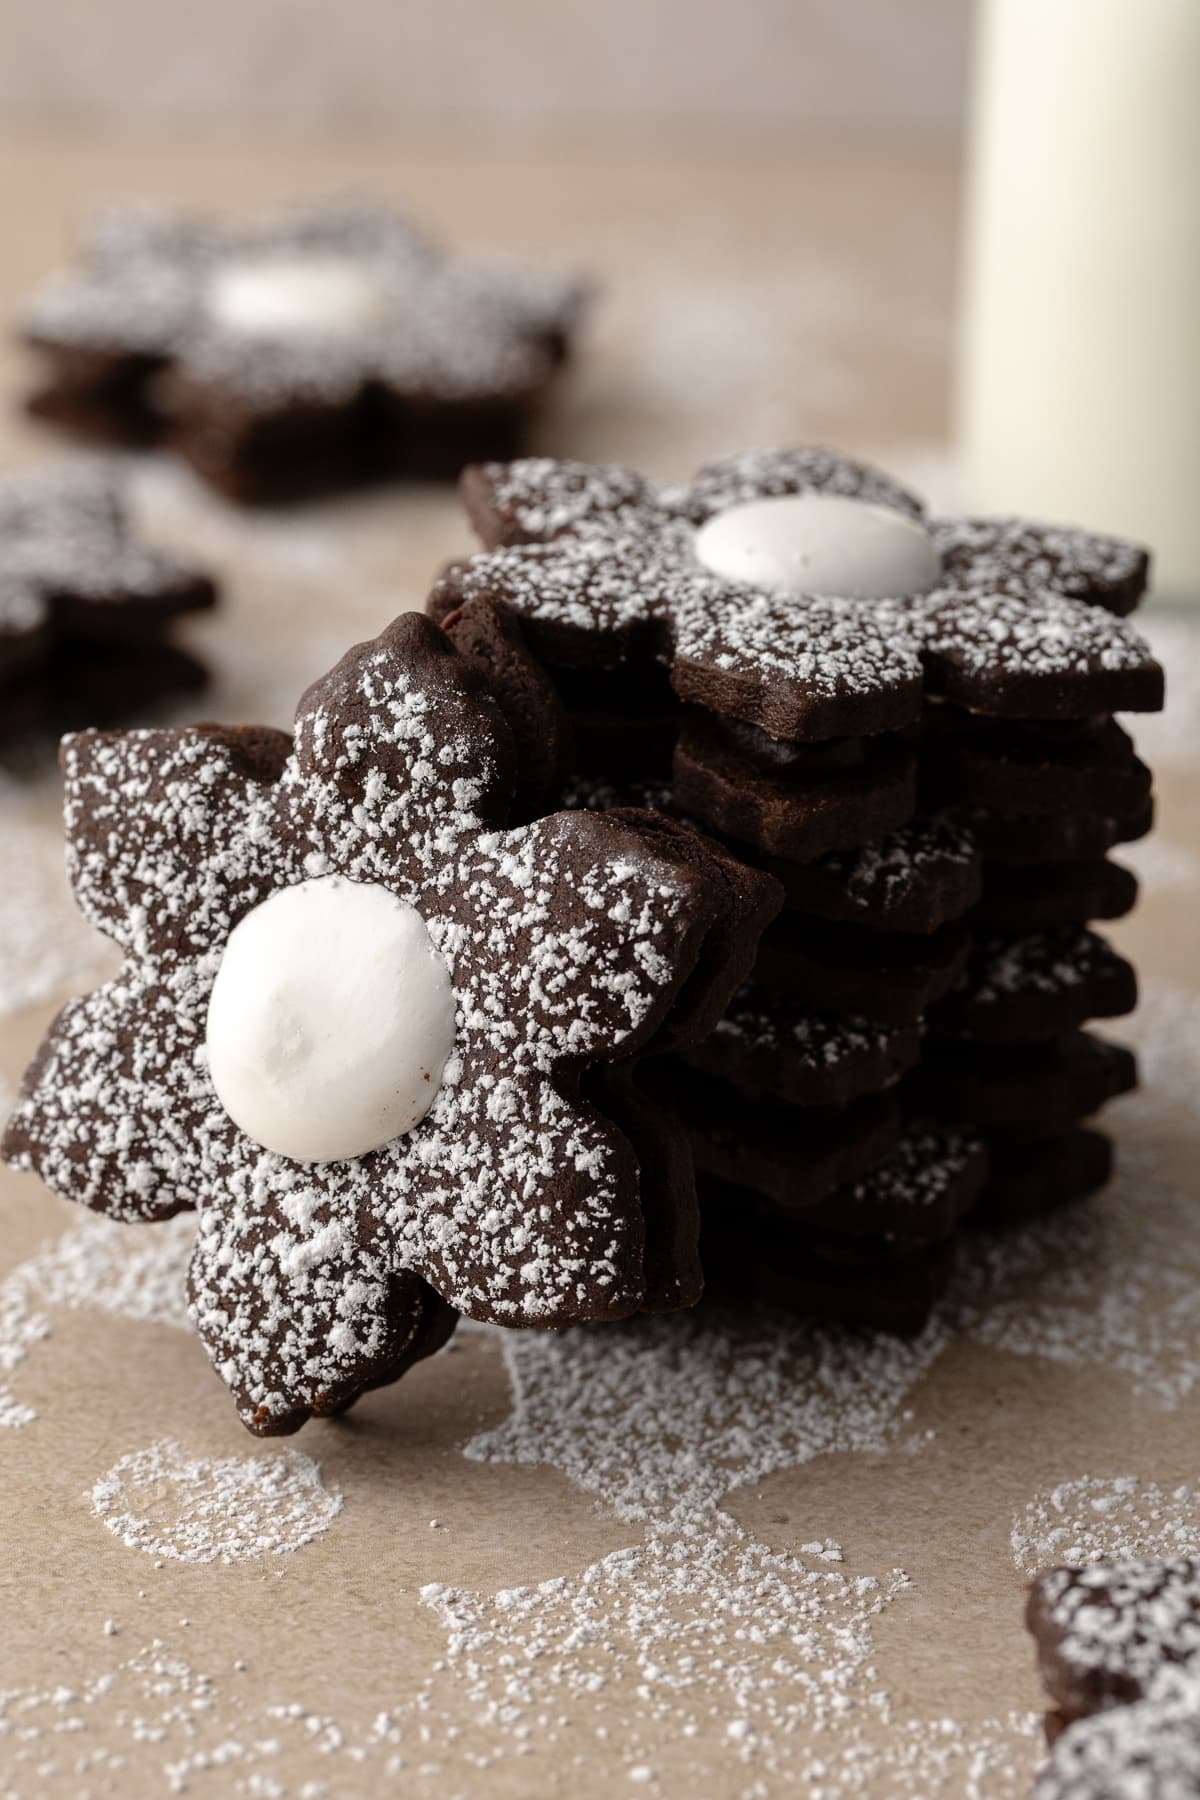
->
206 254 390 340
205 876 455 1164
692 493 942 598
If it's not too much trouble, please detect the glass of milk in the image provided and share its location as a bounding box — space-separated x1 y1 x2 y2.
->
956 0 1200 601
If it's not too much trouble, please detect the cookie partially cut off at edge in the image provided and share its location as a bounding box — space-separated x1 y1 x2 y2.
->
1027 1557 1200 1727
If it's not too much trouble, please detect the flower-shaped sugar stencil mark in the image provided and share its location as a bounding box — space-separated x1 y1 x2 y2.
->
3 615 755 1434
433 447 1163 741
0 463 215 745
22 199 586 503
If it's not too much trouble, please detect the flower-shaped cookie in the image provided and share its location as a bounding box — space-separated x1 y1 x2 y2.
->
0 463 215 743
3 615 746 1433
433 448 1163 739
23 199 586 501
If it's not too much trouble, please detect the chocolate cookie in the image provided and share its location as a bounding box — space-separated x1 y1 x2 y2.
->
684 984 922 1109
24 200 585 502
3 613 776 1433
700 1123 984 1332
975 860 1139 932
749 809 982 933
1033 1678 1200 1800
667 1068 902 1213
975 1128 1114 1226
933 928 1138 1043
925 712 1153 823
566 780 980 936
1028 1559 1200 1725
969 802 1153 866
0 463 215 743
912 1032 1137 1130
791 1120 987 1244
1027 1558 1200 1797
756 915 971 1026
432 449 1161 736
673 709 918 860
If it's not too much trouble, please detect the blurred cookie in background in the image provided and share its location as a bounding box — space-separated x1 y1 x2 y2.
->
0 462 215 748
19 198 588 504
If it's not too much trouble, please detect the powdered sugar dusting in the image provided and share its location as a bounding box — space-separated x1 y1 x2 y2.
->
0 1212 193 1427
90 1437 342 1563
1013 1476 1200 1574
413 1308 958 1788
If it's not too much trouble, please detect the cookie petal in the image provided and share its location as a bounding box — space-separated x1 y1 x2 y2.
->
671 584 925 739
380 1067 646 1325
1 967 203 1221
444 810 716 1066
677 447 925 524
459 456 663 548
934 516 1150 617
428 535 671 667
188 1160 452 1434
891 588 1165 718
279 612 516 883
63 724 289 955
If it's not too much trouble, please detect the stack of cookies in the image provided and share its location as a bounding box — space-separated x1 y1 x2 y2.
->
912 688 1149 1229
432 446 1164 1330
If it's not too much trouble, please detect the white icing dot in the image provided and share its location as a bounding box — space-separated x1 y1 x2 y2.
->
205 876 455 1164
206 254 390 340
693 493 941 598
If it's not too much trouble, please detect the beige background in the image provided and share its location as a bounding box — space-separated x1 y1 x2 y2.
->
0 0 971 133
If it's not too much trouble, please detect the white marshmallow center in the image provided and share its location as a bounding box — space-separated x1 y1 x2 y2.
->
693 493 941 598
206 254 390 339
205 876 455 1164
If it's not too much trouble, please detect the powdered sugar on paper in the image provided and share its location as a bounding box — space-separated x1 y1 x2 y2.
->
90 1437 342 1563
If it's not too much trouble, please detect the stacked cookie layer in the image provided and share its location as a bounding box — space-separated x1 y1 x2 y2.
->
910 700 1149 1226
673 814 991 1332
431 447 1164 1331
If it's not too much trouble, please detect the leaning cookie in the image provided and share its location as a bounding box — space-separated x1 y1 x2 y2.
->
0 462 215 744
2 613 775 1434
22 199 586 502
